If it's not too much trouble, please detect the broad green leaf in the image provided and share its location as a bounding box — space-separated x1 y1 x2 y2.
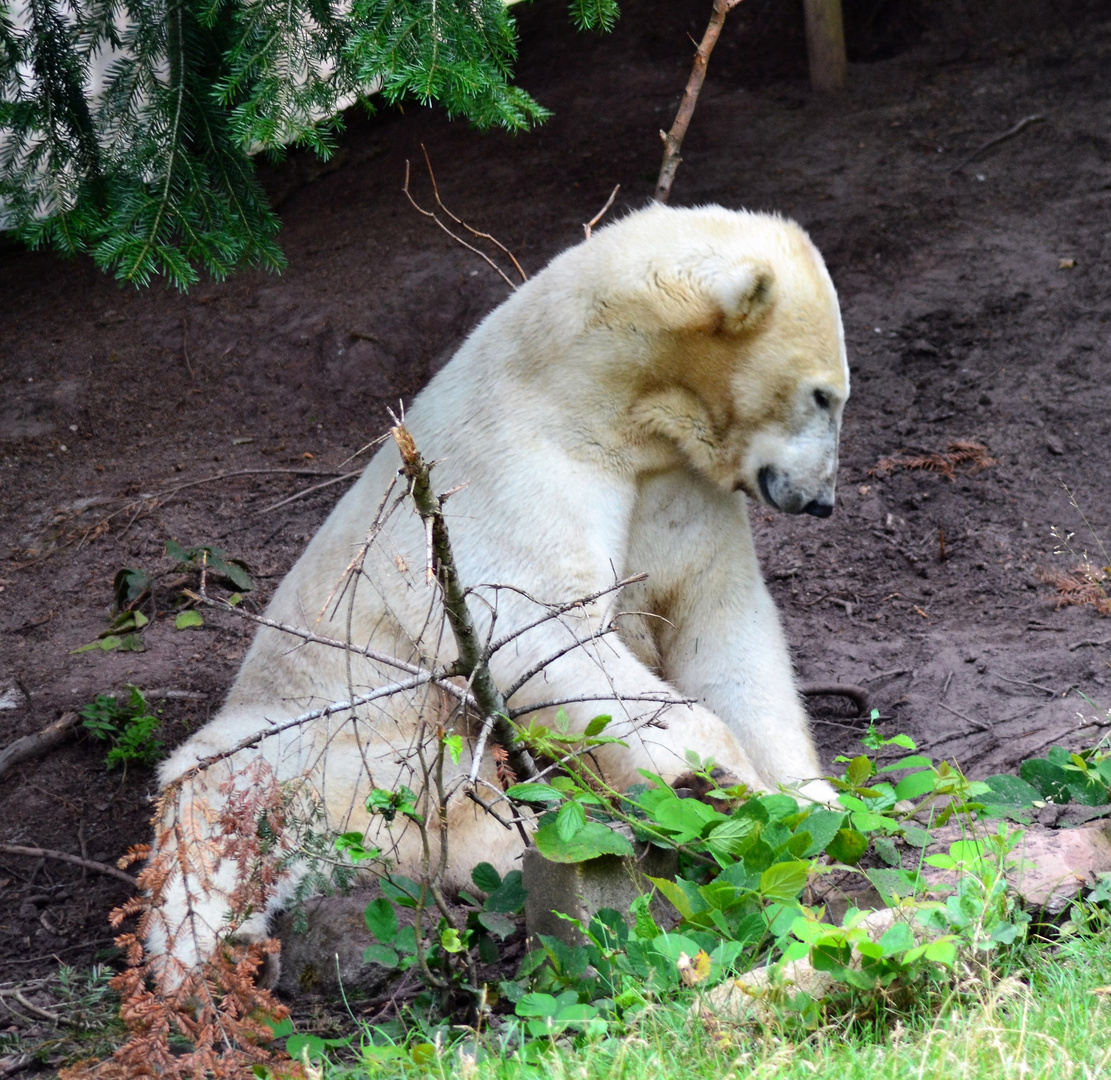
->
893 770 938 800
879 754 933 773
759 860 810 902
555 799 587 842
982 773 1041 807
505 783 564 805
533 821 633 863
924 938 957 966
873 836 901 867
878 921 915 956
443 733 462 764
485 872 528 914
175 610 203 630
647 876 694 920
850 810 891 833
798 809 846 856
703 816 756 860
650 932 703 962
948 839 985 863
826 828 868 865
845 755 874 787
584 715 612 737
364 898 398 944
477 910 517 939
471 862 502 892
362 943 399 968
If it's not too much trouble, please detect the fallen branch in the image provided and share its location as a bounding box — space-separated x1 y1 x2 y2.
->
654 0 744 204
799 683 870 717
257 469 362 514
0 843 136 887
951 114 1045 173
0 712 79 779
936 699 992 733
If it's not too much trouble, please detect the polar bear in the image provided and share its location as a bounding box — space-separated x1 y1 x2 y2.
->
147 203 849 980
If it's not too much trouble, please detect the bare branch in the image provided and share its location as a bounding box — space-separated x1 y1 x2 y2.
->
184 587 461 693
507 691 692 721
654 0 744 204
483 572 648 656
420 146 528 283
583 184 620 240
392 423 538 782
503 625 620 700
0 843 136 887
403 152 525 292
177 674 449 779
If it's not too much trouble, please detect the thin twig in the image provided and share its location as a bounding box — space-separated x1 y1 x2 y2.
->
158 466 346 502
503 625 620 700
583 184 620 240
507 691 692 721
257 470 362 514
403 152 525 291
992 672 1057 696
951 114 1045 172
0 844 136 887
1069 638 1111 651
654 0 745 203
420 146 526 282
10 990 61 1026
185 587 468 699
936 700 992 733
484 573 648 656
179 674 448 778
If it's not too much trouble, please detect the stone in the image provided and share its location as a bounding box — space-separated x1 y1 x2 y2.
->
273 892 397 998
522 842 678 946
696 908 934 1025
1006 820 1111 914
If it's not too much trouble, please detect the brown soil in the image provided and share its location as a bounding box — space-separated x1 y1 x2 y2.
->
2 0 1110 986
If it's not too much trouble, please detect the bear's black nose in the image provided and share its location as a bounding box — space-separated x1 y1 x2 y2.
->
803 499 834 518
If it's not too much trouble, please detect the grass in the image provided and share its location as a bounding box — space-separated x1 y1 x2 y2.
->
6 933 1111 1078
342 934 1111 1080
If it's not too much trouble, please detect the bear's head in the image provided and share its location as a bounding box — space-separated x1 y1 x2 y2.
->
604 205 849 517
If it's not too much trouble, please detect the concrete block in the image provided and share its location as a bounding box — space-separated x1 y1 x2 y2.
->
523 841 678 946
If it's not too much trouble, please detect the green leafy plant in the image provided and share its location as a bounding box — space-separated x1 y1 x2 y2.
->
79 685 163 772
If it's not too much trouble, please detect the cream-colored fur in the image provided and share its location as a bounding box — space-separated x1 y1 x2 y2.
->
149 203 849 977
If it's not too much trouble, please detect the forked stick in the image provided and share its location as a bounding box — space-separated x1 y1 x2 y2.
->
403 147 527 290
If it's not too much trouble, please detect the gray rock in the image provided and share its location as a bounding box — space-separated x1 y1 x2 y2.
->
273 892 397 997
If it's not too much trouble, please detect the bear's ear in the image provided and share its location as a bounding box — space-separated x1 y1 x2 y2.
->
705 262 777 335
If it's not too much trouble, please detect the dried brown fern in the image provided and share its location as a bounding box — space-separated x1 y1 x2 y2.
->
868 439 997 481
1037 565 1111 616
62 761 302 1080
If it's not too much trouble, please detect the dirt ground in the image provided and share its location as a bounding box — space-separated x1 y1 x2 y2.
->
2 0 1111 992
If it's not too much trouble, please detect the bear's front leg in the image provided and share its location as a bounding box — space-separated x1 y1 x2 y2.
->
622 469 835 803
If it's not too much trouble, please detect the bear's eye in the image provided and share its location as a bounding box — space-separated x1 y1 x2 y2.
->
813 389 832 410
